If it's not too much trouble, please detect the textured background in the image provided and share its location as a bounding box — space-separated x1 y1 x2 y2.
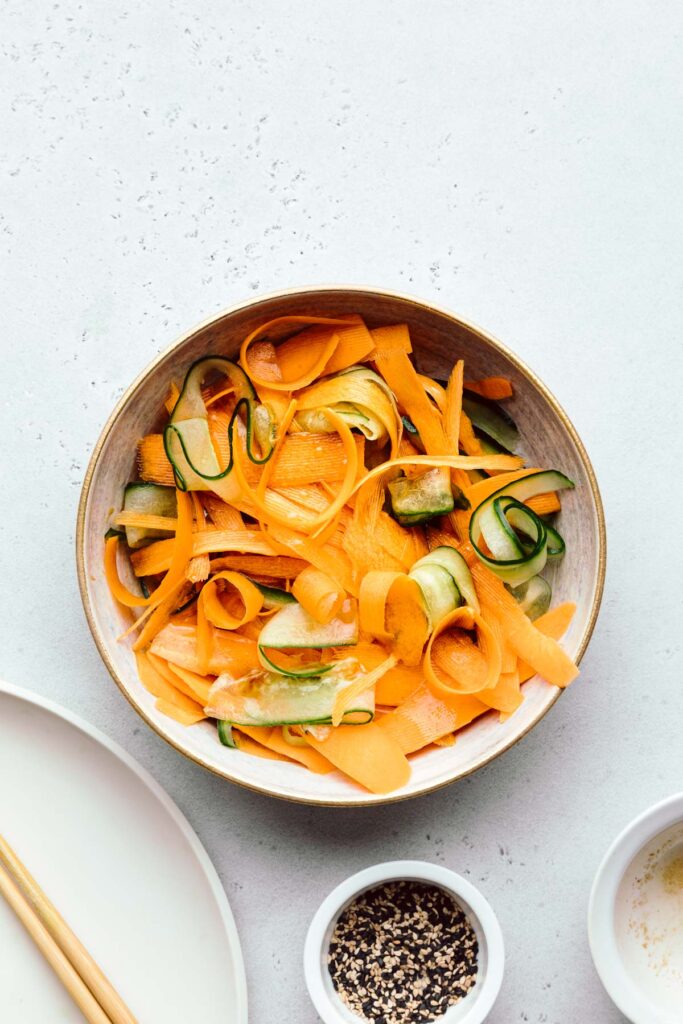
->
2 2 682 1021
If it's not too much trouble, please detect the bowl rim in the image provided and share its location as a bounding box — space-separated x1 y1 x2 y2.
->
76 283 607 806
587 792 683 1024
303 859 505 1024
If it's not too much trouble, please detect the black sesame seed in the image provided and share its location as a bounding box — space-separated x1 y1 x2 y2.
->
327 880 479 1024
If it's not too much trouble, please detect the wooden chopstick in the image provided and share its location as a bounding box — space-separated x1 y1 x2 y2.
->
0 861 112 1024
0 836 137 1024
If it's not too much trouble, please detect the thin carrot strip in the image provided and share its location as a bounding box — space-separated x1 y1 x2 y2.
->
165 663 213 704
236 727 334 774
150 622 258 677
425 606 502 697
232 730 294 762
270 433 365 487
526 492 561 516
135 651 205 719
156 699 206 726
359 571 405 641
137 434 176 486
113 511 177 531
444 359 464 450
146 652 201 701
131 583 186 651
458 411 483 455
201 495 245 530
347 453 523 501
472 564 578 687
479 669 523 715
375 664 423 706
372 329 450 455
209 554 306 577
517 602 576 682
255 398 299 504
130 529 280 577
359 571 429 666
201 571 263 630
306 722 411 794
377 682 487 754
105 490 193 608
464 468 543 512
464 377 514 400
241 315 363 391
419 374 447 413
370 323 412 355
320 317 375 373
443 358 472 503
292 567 345 625
195 593 213 676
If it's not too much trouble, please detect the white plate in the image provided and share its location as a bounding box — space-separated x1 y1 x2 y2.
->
0 680 248 1023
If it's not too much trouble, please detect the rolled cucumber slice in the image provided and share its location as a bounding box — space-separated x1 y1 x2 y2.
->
123 483 177 549
163 356 274 501
296 366 399 447
508 575 552 620
469 469 573 585
411 546 479 613
409 564 459 629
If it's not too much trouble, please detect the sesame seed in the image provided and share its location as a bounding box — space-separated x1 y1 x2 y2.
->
327 880 479 1024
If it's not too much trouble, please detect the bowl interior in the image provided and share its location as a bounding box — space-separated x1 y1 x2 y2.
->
79 287 605 804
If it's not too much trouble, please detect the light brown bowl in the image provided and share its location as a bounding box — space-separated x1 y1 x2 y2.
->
77 286 606 805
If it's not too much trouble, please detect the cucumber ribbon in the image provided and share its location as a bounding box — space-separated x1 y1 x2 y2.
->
469 470 573 586
163 357 275 502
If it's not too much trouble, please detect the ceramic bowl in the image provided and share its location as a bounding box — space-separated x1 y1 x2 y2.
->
77 285 605 805
303 860 504 1024
588 793 683 1023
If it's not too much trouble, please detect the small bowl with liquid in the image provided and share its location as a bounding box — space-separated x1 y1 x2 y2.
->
589 793 683 1024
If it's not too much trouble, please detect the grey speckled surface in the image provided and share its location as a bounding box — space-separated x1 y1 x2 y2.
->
1 2 682 1021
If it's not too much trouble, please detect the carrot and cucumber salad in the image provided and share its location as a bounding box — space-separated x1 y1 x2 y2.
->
104 314 578 794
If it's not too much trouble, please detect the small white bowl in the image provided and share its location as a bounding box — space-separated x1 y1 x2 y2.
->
304 860 504 1024
588 793 683 1024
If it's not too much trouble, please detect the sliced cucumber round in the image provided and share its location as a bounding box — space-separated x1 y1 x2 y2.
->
507 575 552 620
